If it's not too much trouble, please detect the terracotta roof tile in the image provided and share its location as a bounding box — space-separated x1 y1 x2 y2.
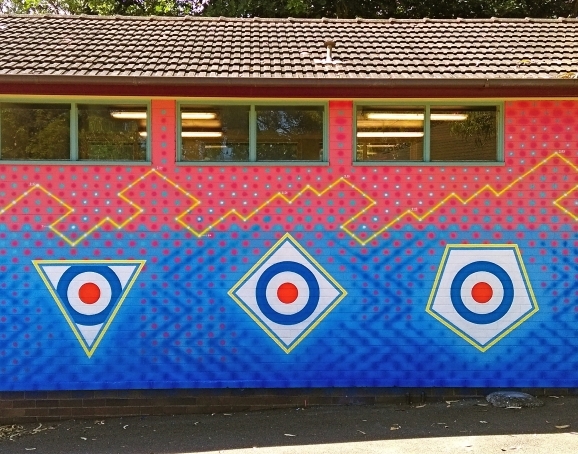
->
1 14 578 82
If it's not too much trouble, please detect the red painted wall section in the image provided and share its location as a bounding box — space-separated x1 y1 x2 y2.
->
151 100 176 170
329 101 353 167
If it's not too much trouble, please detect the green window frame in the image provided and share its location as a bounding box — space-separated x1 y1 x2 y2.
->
354 102 504 165
177 101 328 165
0 100 151 163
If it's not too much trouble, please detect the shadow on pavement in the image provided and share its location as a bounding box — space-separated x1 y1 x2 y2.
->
2 396 578 453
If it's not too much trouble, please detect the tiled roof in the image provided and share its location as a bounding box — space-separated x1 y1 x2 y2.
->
1 15 578 82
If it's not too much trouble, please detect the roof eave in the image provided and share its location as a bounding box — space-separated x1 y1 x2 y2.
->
1 74 578 88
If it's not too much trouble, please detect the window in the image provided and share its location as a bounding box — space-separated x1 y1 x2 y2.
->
0 101 149 162
356 104 501 163
179 103 325 163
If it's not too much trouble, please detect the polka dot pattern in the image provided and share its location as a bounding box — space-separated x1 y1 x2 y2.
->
0 100 576 389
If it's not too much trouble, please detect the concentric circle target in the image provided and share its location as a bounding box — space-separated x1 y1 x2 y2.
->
264 271 309 316
67 272 112 316
256 261 319 325
57 266 122 326
450 261 514 324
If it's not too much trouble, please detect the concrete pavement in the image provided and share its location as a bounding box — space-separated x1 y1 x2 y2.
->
2 395 578 453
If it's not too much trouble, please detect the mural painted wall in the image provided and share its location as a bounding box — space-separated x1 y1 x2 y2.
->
0 99 576 390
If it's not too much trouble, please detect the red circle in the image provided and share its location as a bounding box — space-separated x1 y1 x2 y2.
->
471 282 493 304
277 282 298 304
79 283 101 305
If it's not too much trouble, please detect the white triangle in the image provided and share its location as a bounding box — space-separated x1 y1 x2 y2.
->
108 265 138 288
76 323 104 347
42 266 71 288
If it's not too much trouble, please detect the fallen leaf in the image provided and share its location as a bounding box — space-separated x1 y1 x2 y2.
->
80 437 87 440
357 430 366 435
476 403 489 407
224 413 232 416
123 425 128 429
415 404 426 408
390 424 401 430
548 396 560 399
480 421 488 424
284 434 296 437
556 425 570 429
446 400 458 404
24 449 36 451
506 406 522 410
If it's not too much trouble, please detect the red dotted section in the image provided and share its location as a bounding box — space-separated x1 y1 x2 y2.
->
0 100 576 239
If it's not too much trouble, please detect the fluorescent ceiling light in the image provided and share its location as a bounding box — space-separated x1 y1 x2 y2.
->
182 131 223 138
110 111 147 120
431 113 468 121
357 132 424 138
182 112 218 120
366 113 468 121
367 144 397 148
366 113 423 121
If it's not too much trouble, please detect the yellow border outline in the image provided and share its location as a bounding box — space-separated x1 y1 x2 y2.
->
425 244 539 352
32 259 146 358
228 232 348 354
343 151 578 245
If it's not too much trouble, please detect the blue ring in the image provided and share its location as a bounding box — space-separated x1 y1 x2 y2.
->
450 261 514 325
56 266 121 326
256 261 319 325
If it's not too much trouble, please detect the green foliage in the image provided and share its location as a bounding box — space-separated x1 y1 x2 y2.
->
2 0 577 17
0 0 205 15
450 111 496 147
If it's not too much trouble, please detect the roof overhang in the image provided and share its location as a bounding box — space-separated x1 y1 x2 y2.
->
1 75 578 98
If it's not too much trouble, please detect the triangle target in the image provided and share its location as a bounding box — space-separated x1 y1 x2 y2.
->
33 260 146 357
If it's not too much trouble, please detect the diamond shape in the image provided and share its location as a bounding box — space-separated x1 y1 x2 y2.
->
426 244 539 351
229 233 347 353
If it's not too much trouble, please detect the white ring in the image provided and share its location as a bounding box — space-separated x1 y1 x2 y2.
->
460 271 504 315
67 272 112 316
265 271 309 316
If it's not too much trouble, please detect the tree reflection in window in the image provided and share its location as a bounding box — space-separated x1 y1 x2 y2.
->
0 103 70 160
78 105 147 161
256 106 323 161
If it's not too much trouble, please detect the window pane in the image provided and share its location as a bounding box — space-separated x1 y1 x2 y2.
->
181 106 249 162
356 106 424 161
0 103 70 160
430 106 497 161
256 106 324 161
78 104 147 161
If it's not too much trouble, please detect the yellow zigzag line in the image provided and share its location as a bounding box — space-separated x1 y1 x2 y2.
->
0 169 200 247
175 177 375 237
1 152 575 245
343 151 578 246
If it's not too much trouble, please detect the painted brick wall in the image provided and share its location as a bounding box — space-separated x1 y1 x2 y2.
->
0 99 576 392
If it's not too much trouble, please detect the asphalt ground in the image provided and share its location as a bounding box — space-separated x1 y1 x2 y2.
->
2 395 578 454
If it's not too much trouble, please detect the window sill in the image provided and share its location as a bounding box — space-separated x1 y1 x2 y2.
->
0 160 152 166
353 161 505 167
177 161 330 167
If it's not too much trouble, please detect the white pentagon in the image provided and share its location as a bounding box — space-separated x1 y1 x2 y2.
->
428 246 538 349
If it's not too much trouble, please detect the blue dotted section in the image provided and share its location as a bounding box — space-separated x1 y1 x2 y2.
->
0 223 576 390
